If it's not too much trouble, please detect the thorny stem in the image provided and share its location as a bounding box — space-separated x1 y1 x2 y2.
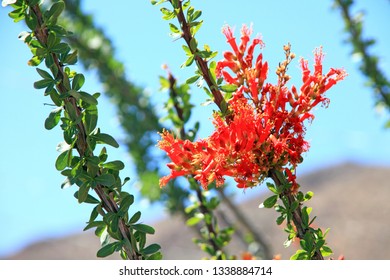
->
335 0 390 107
194 186 226 259
269 169 324 260
167 72 227 259
172 0 225 112
167 71 186 140
29 2 140 260
216 188 272 259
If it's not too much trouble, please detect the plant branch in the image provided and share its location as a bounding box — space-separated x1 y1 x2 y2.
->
194 186 226 259
216 188 272 259
29 1 140 260
269 169 324 260
172 0 225 112
334 0 390 108
166 71 228 259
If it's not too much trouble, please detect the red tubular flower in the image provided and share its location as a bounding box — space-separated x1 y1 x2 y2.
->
158 24 346 190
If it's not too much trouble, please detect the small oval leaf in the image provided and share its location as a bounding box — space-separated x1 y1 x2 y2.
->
96 242 120 258
102 160 125 171
55 150 69 171
132 224 155 235
263 195 278 208
95 173 115 187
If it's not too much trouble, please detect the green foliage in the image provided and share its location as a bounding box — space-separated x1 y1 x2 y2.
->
185 180 233 260
6 0 161 260
334 0 390 124
261 169 332 259
58 1 165 216
154 0 226 115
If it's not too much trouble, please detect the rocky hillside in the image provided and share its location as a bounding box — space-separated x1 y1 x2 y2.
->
4 163 390 260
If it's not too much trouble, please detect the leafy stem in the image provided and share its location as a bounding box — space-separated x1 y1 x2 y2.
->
267 169 328 260
8 0 161 260
166 0 226 113
165 70 230 259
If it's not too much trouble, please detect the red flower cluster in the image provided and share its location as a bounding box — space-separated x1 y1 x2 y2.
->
158 24 346 189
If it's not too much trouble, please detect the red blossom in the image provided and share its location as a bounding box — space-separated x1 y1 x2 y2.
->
158 24 346 189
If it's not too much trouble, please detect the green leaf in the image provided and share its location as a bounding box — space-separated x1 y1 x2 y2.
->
170 0 179 8
189 37 198 52
315 239 326 250
186 216 202 226
55 149 70 171
84 105 98 134
186 75 200 84
45 107 62 130
284 238 294 248
182 45 192 56
36 68 52 80
129 211 141 224
72 73 85 91
147 252 163 260
290 249 308 260
94 133 119 148
102 160 125 171
27 0 41 7
169 23 181 34
9 8 25 23
95 173 115 187
140 244 161 255
34 79 54 89
208 61 217 85
220 84 238 93
160 7 175 20
83 221 105 231
320 245 333 257
45 1 65 25
151 0 165 5
28 56 42 66
190 10 202 22
74 191 100 204
266 182 279 195
181 55 194 68
300 239 309 251
109 215 119 234
96 242 120 258
25 12 38 30
88 206 100 223
51 43 70 54
191 23 204 38
118 194 134 216
78 182 90 204
64 50 78 65
78 91 98 105
262 195 278 208
296 191 304 202
136 231 146 250
208 197 220 210
45 53 54 68
276 215 286 225
305 191 314 201
302 206 310 227
132 224 155 234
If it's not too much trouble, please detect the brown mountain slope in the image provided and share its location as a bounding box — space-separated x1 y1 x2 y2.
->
5 163 390 260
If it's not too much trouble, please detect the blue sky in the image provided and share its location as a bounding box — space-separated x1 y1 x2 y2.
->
0 0 389 258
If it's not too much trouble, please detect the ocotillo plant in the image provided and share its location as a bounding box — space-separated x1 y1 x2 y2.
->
153 0 346 260
3 0 161 260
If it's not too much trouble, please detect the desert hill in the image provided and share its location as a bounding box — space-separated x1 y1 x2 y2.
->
4 163 390 260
